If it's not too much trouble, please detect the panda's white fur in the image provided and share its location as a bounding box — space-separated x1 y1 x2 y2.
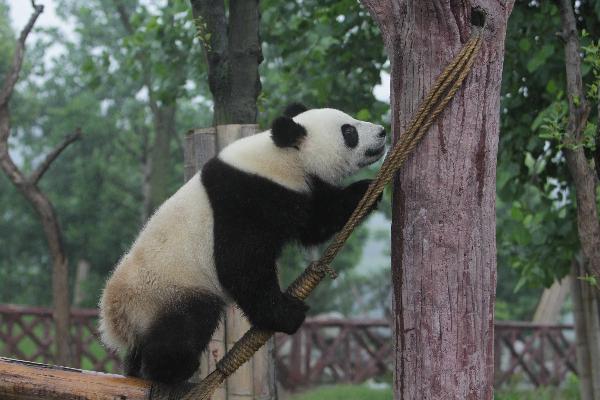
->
219 108 384 191
99 175 224 351
99 106 385 383
219 131 309 192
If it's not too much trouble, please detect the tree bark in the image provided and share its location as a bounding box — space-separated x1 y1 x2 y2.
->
571 258 600 400
0 2 77 367
558 0 600 280
360 1 514 398
557 3 600 396
147 104 177 215
190 0 262 125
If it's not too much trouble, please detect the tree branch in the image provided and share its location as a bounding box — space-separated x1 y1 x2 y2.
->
29 128 82 185
0 2 73 366
0 2 44 188
0 2 43 108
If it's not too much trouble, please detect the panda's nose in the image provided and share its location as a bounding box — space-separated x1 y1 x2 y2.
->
378 128 387 138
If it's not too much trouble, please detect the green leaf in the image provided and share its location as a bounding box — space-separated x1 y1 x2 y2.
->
518 38 531 52
546 79 557 94
526 44 555 73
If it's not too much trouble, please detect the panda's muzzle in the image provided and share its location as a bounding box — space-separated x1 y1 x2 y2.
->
358 145 386 167
365 146 385 158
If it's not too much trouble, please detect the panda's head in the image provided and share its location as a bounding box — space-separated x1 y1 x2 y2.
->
271 104 386 185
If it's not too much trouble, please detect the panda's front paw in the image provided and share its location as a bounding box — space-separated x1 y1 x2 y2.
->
249 293 308 334
276 293 309 334
348 179 381 212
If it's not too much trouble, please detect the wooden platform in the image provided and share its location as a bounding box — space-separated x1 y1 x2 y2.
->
0 357 194 400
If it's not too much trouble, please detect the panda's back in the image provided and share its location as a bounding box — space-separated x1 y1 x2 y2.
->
99 173 223 350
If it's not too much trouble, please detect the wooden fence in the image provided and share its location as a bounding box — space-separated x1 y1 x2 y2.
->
0 305 576 389
495 321 577 386
0 304 120 372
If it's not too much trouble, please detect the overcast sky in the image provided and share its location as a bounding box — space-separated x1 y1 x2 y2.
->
6 1 390 102
7 0 75 64
8 1 61 33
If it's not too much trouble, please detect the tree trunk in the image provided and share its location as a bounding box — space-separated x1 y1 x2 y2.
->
571 258 600 400
557 0 600 283
190 0 262 125
360 2 514 398
30 190 73 367
146 103 177 216
557 3 600 396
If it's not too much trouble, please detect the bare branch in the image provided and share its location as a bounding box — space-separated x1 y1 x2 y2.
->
29 129 82 185
0 2 43 108
0 0 73 366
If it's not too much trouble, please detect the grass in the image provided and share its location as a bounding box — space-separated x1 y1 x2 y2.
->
495 373 580 400
289 379 581 400
289 384 392 400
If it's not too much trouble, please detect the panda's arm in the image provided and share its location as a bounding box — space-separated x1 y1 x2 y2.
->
299 178 380 246
215 232 308 335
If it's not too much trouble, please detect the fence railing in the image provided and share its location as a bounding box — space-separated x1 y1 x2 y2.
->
494 321 577 387
0 304 120 372
0 305 576 388
275 318 391 389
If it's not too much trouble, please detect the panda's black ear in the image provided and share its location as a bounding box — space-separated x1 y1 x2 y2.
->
271 116 307 148
283 103 308 118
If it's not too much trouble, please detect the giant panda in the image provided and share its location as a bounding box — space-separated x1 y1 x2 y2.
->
99 104 387 384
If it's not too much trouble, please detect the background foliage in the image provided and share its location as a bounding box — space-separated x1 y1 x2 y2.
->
2 0 600 323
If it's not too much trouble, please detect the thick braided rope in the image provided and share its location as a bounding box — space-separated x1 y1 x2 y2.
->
168 26 484 400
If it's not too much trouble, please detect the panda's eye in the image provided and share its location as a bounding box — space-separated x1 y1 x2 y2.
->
341 124 358 148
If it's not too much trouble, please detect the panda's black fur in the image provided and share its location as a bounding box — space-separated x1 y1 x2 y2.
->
101 104 386 384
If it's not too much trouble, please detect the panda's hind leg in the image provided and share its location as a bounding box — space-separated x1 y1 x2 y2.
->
137 293 225 384
124 345 142 378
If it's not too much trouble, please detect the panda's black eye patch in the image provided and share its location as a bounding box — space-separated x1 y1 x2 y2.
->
341 124 358 148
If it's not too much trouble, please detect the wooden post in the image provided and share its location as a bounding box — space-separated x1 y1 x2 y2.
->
533 277 570 323
184 124 276 400
73 260 91 307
